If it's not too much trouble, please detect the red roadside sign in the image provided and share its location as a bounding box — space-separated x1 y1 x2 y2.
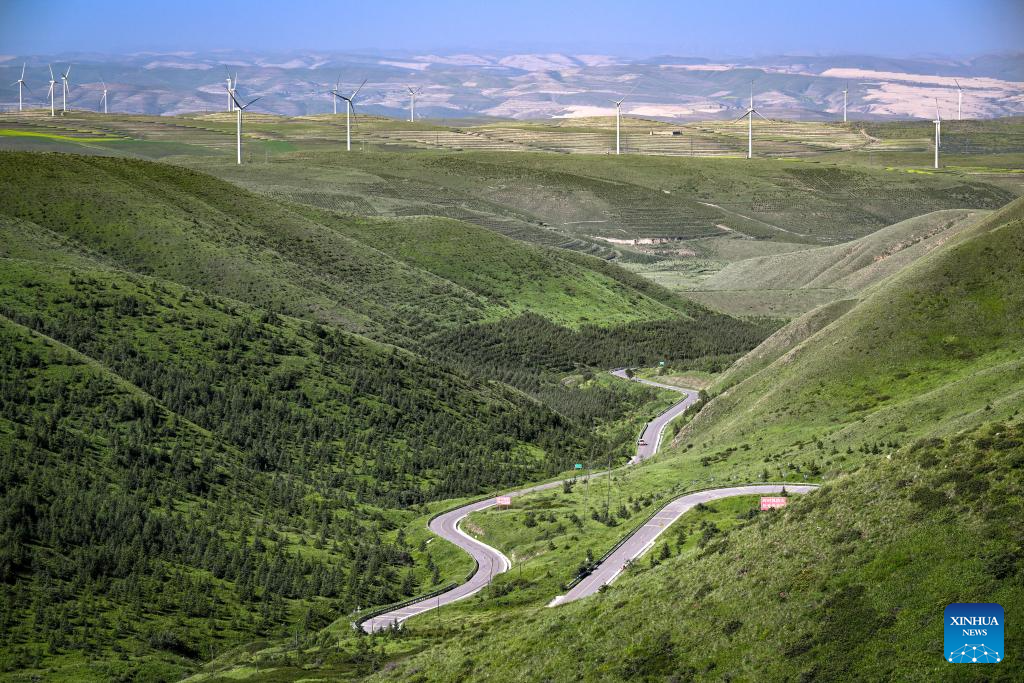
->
760 496 788 510
496 496 512 508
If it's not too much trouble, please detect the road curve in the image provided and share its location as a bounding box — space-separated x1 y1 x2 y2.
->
608 370 700 464
549 484 817 606
361 373 720 632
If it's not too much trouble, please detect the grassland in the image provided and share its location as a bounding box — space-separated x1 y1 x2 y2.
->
3 110 1024 681
0 150 773 680
186 194 1024 682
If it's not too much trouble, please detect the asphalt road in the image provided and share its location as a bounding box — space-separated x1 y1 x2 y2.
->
360 373 806 631
608 369 700 464
548 484 818 606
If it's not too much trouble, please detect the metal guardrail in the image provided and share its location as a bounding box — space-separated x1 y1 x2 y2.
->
563 481 818 591
352 582 458 631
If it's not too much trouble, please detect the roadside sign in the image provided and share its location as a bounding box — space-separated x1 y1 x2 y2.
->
760 496 788 510
496 496 512 508
574 463 583 469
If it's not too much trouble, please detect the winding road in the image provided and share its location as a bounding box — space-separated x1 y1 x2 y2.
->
360 373 813 632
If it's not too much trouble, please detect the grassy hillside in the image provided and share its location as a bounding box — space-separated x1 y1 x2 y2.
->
198 150 1016 247
0 152 769 680
682 196 1024 466
351 188 1024 683
703 208 984 292
180 197 1024 683
370 421 1024 682
0 254 628 680
0 151 773 420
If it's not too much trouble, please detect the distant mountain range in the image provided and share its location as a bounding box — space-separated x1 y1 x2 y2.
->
2 50 1022 120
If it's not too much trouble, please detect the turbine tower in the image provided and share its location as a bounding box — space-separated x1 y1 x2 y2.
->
229 90 261 165
842 82 848 123
13 63 29 112
955 80 963 121
47 65 56 117
60 65 72 113
331 78 367 151
735 82 767 159
100 78 108 114
933 99 942 170
407 86 422 122
608 81 639 155
333 77 340 115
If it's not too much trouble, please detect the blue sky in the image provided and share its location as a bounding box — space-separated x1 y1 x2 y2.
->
1 0 1021 57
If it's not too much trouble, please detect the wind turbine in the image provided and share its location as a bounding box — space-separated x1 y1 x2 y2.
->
333 76 340 115
735 81 767 159
100 78 108 114
230 90 261 165
407 86 422 122
60 65 71 113
331 78 366 151
933 99 942 170
12 63 29 112
954 80 963 121
224 68 236 112
609 80 639 155
47 65 56 117
842 82 848 123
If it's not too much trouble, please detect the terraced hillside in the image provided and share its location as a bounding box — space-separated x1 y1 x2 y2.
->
195 150 1016 251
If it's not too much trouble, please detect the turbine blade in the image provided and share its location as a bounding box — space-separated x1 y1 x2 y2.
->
350 78 367 99
241 96 261 109
230 91 244 109
49 64 54 80
733 112 749 123
21 62 26 80
753 109 768 121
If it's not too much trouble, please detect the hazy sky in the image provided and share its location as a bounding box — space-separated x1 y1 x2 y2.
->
1 0 1022 57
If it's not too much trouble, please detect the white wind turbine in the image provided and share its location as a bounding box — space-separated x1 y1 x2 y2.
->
602 81 634 154
955 80 963 121
229 89 261 165
13 63 30 112
331 78 367 151
842 82 849 123
933 98 942 170
60 65 72 113
100 78 108 114
332 76 340 114
47 65 56 117
735 82 767 159
407 86 422 122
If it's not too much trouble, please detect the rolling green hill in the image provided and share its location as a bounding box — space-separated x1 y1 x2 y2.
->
684 196 1024 462
0 151 775 681
370 421 1024 682
354 194 1024 683
0 257 611 680
703 208 985 292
